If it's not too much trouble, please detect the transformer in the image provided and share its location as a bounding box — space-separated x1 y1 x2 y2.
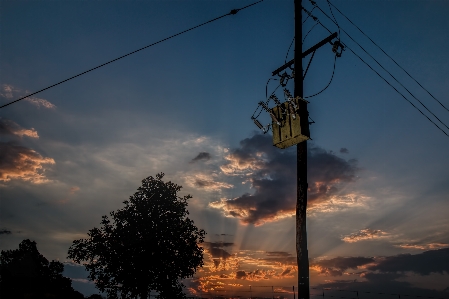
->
271 96 310 149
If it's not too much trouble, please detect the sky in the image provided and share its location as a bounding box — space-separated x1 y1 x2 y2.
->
1 0 449 298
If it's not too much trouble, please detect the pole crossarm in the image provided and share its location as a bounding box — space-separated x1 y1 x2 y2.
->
272 32 337 76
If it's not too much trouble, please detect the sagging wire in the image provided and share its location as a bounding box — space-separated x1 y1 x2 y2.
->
328 0 449 113
308 3 449 137
310 0 449 133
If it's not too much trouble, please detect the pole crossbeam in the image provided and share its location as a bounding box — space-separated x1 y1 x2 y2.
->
272 32 337 76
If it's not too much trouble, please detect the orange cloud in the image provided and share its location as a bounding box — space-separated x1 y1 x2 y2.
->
211 134 360 225
395 243 449 250
341 229 389 243
0 142 55 183
1 84 55 109
184 173 233 191
70 186 80 194
0 118 39 138
25 97 56 109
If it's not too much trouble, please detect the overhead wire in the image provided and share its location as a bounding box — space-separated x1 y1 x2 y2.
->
0 0 264 109
328 0 449 113
304 53 337 99
307 2 449 136
285 37 295 64
303 22 318 43
312 2 449 132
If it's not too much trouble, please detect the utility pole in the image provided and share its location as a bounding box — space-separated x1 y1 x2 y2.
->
256 2 339 298
294 1 310 299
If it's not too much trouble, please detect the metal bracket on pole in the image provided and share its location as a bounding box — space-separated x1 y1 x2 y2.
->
272 32 338 77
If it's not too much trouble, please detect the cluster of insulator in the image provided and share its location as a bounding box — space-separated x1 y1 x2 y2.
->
279 71 293 87
252 88 301 133
332 40 345 57
251 116 270 134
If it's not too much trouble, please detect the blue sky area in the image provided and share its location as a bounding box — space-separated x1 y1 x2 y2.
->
1 0 448 298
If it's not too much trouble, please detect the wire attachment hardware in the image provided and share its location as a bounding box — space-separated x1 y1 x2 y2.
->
332 40 345 57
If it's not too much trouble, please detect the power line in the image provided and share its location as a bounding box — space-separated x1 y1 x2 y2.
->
327 0 449 114
0 0 264 110
311 1 449 133
304 53 337 99
303 5 449 137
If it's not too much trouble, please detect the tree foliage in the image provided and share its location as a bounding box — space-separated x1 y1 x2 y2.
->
0 239 83 299
68 173 206 299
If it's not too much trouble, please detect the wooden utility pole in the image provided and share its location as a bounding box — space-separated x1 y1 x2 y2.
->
294 0 310 298
267 3 337 298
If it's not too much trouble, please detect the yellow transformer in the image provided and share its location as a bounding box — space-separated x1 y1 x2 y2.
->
271 97 310 149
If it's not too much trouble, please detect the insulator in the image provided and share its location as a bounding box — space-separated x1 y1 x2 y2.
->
259 101 270 112
270 112 281 126
284 88 293 99
288 102 296 119
270 95 281 106
280 76 286 87
253 119 264 130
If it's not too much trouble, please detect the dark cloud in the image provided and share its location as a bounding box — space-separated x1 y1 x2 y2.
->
367 248 449 275
185 174 232 191
203 242 233 260
212 134 359 225
311 257 374 276
340 148 349 154
235 270 247 279
314 274 448 299
280 268 291 276
204 242 233 248
190 152 211 163
0 118 39 138
0 229 12 235
0 142 55 183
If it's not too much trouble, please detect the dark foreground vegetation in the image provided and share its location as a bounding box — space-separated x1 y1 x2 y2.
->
1 174 205 299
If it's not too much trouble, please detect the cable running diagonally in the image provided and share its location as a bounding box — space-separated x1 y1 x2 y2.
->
328 0 449 113
303 6 449 137
285 37 295 64
304 53 337 99
0 0 264 109
312 2 449 132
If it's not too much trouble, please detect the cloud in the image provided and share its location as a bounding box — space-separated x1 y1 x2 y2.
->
204 242 234 248
0 229 12 235
202 242 236 270
0 118 39 138
367 248 449 275
69 186 80 194
190 152 211 163
210 134 360 225
341 229 389 243
235 270 247 279
395 243 449 250
311 257 375 276
340 148 349 154
0 84 55 109
0 84 17 99
184 173 233 191
25 97 56 109
0 142 55 183
266 251 292 257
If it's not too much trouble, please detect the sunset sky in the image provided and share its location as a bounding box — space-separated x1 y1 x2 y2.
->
1 0 448 298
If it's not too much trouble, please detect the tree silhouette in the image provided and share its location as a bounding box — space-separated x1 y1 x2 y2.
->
0 239 83 299
68 173 206 299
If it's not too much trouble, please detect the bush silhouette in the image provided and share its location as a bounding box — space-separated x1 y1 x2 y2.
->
0 239 83 299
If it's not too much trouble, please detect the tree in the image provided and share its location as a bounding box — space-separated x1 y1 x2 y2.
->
0 239 83 299
68 173 206 299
